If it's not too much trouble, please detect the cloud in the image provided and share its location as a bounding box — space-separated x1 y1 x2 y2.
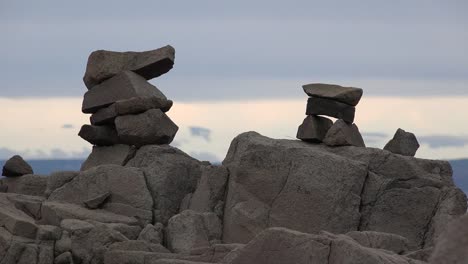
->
0 146 90 160
189 126 212 142
62 124 74 129
418 135 468 148
189 151 221 163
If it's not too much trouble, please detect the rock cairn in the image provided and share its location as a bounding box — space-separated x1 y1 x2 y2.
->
297 83 365 147
78 45 178 150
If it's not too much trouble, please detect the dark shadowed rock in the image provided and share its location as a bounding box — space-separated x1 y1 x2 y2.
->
115 109 179 146
323 119 365 147
80 145 136 171
0 175 47 197
82 71 167 113
109 240 170 253
54 251 74 264
126 145 203 224
84 191 111 209
188 165 229 214
138 223 164 244
83 45 175 89
306 96 356 123
78 124 119 146
36 224 62 241
303 83 363 106
2 155 33 177
430 214 468 264
384 128 420 156
91 97 173 125
296 115 333 142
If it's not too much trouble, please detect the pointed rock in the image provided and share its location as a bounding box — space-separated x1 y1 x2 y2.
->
303 83 363 106
78 124 119 146
384 128 420 156
80 145 136 171
296 115 333 142
82 71 167 113
323 119 365 147
306 96 355 123
83 45 175 89
2 155 33 177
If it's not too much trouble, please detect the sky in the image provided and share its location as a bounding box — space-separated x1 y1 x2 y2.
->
1 0 468 162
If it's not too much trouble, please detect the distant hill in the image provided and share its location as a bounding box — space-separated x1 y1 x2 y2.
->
0 158 467 195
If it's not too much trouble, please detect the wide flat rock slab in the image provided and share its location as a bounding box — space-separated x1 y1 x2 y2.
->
83 45 175 89
303 83 363 106
82 70 167 113
306 96 356 123
78 124 119 146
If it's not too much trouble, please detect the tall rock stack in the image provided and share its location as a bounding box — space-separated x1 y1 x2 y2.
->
297 83 365 147
78 46 178 169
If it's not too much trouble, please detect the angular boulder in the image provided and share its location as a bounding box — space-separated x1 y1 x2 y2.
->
303 83 363 106
306 96 356 123
78 124 119 146
115 109 179 146
125 145 203 224
0 193 38 239
296 115 333 142
430 214 468 264
323 119 365 147
45 171 78 197
90 96 173 125
80 145 136 171
384 128 420 156
2 155 33 177
83 45 175 89
0 174 47 197
82 70 167 113
138 223 164 244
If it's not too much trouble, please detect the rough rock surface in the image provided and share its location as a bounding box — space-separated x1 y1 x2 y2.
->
83 45 175 89
2 155 33 177
384 128 420 156
82 70 167 113
346 230 409 254
306 96 356 123
296 115 333 142
90 96 173 125
80 145 136 171
429 214 468 264
0 175 47 197
45 171 78 197
78 124 119 146
303 83 363 106
323 119 365 147
115 109 179 146
138 223 164 244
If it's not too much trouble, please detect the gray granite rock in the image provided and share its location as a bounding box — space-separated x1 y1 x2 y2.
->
384 128 420 156
54 251 74 264
83 45 175 89
115 109 179 146
78 124 119 146
306 96 356 123
90 97 173 125
0 193 38 239
2 155 33 177
138 223 164 245
0 175 47 197
303 83 363 106
45 171 78 197
80 144 136 171
430 214 468 264
346 230 410 254
36 225 62 241
296 115 333 142
82 70 167 113
188 165 229 214
84 191 110 209
323 119 365 147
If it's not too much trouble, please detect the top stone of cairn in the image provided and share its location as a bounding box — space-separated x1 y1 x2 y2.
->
302 83 363 106
83 45 175 89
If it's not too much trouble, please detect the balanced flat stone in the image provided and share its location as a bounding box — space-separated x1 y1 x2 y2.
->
2 155 33 177
323 119 365 147
82 71 167 113
296 115 333 142
384 128 420 157
83 45 175 89
78 124 119 146
303 83 363 106
90 97 173 125
306 96 355 123
115 109 179 146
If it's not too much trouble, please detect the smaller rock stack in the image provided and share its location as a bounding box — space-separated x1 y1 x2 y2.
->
297 83 365 147
78 45 178 150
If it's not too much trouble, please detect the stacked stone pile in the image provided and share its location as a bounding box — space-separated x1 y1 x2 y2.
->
297 83 365 147
78 45 178 149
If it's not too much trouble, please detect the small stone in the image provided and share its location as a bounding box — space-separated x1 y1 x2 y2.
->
83 45 175 89
306 96 356 123
82 71 167 113
90 97 173 125
303 83 363 106
115 109 179 146
296 115 333 142
2 155 33 177
323 119 365 147
78 124 119 146
384 128 420 156
84 191 111 209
